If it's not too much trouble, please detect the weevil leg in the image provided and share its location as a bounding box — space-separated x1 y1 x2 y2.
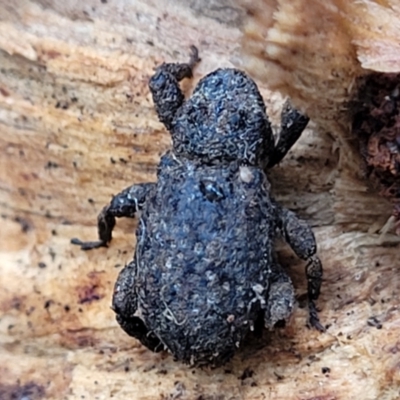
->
71 182 155 250
112 259 162 352
276 206 324 331
264 262 296 329
149 45 200 131
267 100 309 169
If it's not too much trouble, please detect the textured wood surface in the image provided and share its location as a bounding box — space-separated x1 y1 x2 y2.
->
1 1 400 399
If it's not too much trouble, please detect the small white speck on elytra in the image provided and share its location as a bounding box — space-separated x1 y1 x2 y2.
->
239 166 253 183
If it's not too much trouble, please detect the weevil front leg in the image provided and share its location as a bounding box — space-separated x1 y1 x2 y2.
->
149 45 200 131
71 182 155 250
276 206 324 331
267 100 309 169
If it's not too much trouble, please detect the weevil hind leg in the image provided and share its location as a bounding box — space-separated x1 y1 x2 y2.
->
264 263 296 329
113 259 163 352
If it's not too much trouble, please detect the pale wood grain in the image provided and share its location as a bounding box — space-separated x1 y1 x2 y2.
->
1 1 400 399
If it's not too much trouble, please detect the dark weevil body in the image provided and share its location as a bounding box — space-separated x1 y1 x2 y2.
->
72 47 323 367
